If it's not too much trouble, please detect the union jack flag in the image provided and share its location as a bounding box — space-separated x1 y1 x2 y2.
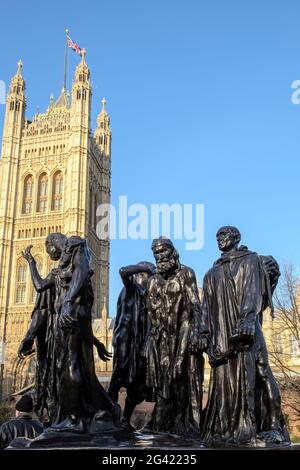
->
66 34 81 55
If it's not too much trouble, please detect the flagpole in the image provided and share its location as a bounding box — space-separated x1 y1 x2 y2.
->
63 28 69 91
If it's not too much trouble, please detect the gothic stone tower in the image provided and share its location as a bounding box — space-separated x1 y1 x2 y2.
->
0 51 111 398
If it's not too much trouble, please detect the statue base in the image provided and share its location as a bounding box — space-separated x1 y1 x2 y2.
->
8 427 294 449
9 428 202 449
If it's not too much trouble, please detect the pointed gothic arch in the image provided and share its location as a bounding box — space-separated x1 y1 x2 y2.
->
22 174 33 214
15 258 28 304
52 171 63 211
12 353 36 394
37 172 48 212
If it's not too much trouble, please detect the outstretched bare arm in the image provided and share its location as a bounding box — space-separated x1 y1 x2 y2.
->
22 245 53 292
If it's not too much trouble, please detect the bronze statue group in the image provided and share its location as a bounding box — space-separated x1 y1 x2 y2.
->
17 227 290 447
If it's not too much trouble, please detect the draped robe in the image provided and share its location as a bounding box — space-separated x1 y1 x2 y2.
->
202 248 287 445
22 237 118 427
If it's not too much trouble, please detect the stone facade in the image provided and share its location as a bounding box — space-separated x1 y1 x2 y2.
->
0 51 112 398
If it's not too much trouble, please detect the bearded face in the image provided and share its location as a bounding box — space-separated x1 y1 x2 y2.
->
152 244 178 275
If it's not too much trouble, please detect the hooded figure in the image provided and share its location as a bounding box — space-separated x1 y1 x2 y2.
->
201 226 290 446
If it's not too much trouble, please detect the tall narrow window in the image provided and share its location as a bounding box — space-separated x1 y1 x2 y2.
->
274 334 283 354
22 175 33 214
16 262 27 304
52 171 63 210
290 335 299 357
37 173 48 212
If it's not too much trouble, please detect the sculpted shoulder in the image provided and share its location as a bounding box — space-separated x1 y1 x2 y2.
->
240 250 260 267
180 264 196 280
178 265 200 290
205 264 219 278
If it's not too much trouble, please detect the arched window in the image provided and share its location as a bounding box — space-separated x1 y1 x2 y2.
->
274 334 282 354
52 171 63 211
37 173 48 212
22 175 33 214
290 335 299 357
16 261 27 304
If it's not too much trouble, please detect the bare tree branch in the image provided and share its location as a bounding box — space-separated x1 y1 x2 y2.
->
269 264 300 418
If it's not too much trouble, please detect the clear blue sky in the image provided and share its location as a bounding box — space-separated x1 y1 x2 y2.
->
1 1 300 315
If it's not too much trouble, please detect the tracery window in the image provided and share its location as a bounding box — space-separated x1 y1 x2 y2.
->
22 175 33 214
274 334 282 354
290 335 299 357
52 171 63 211
37 173 48 212
16 262 27 304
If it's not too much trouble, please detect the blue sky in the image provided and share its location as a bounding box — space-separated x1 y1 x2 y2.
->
1 1 300 315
